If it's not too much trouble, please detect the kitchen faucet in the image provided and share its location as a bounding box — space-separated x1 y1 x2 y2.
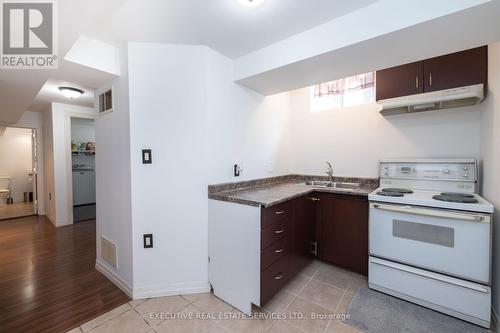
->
326 162 334 184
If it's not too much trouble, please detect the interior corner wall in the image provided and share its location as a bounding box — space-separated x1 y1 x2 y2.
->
205 48 292 184
94 42 134 291
480 42 500 318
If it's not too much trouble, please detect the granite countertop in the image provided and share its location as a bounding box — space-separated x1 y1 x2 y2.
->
208 175 379 208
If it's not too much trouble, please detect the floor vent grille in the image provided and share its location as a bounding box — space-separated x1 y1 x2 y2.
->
101 236 117 269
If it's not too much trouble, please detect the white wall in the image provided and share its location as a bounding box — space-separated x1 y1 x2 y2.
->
0 127 33 203
15 111 45 215
95 42 134 293
42 108 55 222
123 42 293 298
71 118 95 142
128 43 210 297
205 48 291 184
480 42 500 319
289 88 482 178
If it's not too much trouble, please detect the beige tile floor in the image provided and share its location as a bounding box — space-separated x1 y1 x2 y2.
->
0 201 34 220
67 260 367 333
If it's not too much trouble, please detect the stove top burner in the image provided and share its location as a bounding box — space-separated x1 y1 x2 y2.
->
381 188 414 194
441 192 475 198
433 195 479 204
377 191 405 197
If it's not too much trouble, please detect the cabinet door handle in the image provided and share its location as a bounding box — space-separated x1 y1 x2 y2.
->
274 229 285 234
274 248 284 254
309 197 320 202
429 72 432 86
311 241 318 256
416 75 419 88
274 273 284 280
275 211 285 215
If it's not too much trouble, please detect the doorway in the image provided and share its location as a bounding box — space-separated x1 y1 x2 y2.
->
0 127 37 220
71 118 96 223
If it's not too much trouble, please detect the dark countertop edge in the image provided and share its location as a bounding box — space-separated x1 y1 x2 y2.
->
208 174 378 194
208 182 378 208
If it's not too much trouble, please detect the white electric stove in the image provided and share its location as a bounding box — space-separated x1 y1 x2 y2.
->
368 159 494 328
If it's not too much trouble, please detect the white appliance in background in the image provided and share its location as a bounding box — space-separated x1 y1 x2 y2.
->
378 84 484 115
368 159 493 328
72 168 96 206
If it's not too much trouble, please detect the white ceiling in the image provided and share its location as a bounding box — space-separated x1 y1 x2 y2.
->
95 0 378 59
29 79 95 113
0 0 123 125
1 0 498 125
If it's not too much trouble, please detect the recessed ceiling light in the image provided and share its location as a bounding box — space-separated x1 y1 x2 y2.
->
58 86 84 99
237 0 265 8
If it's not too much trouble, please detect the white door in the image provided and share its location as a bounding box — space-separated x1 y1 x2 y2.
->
369 203 491 283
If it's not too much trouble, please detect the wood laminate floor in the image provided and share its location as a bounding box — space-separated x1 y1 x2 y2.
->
0 216 130 333
0 202 34 221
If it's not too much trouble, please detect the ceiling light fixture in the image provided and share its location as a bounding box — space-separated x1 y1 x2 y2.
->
58 86 85 99
237 0 265 8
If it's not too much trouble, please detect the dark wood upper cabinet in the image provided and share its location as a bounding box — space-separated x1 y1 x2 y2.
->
317 193 369 275
376 46 487 101
423 46 487 93
376 61 424 101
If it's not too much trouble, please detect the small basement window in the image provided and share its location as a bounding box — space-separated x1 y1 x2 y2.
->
310 72 375 112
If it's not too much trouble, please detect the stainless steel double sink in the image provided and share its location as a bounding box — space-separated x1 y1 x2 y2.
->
301 181 361 191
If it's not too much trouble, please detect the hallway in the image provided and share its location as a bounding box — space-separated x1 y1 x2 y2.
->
0 216 130 333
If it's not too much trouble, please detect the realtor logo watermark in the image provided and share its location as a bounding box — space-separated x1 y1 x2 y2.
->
1 0 58 69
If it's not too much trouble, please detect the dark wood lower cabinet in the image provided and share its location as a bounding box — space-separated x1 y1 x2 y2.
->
260 192 369 305
260 195 316 305
317 193 369 275
292 195 317 273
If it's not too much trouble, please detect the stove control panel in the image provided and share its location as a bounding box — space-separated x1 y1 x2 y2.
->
380 160 477 181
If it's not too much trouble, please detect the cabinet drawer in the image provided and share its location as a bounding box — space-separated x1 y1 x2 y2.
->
261 255 294 306
261 218 290 249
261 236 292 271
261 201 291 229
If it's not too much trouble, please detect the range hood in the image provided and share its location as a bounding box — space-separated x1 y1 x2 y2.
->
378 84 484 116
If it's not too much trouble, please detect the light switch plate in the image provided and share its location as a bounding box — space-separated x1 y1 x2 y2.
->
143 234 153 248
142 149 152 164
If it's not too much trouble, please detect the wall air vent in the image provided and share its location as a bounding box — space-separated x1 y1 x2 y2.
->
101 236 118 269
98 88 113 114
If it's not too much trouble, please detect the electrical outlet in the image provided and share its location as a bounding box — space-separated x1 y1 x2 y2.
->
143 234 153 248
142 150 152 164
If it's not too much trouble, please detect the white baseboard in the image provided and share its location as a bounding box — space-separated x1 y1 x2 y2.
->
95 259 133 298
132 281 211 300
96 260 210 301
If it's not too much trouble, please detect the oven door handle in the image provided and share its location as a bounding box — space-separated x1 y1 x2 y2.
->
370 203 490 223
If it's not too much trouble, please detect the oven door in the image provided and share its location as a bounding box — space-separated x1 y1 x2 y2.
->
369 202 491 284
